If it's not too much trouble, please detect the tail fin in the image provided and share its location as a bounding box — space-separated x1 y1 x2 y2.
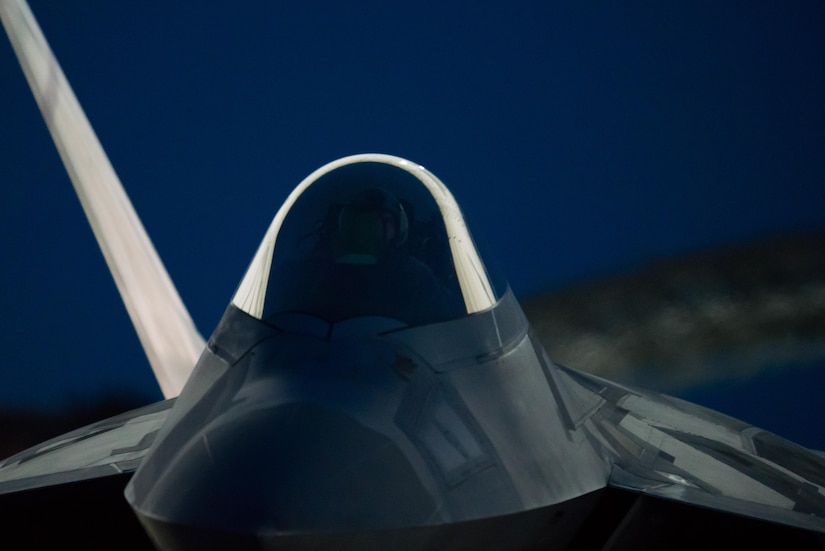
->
0 0 205 397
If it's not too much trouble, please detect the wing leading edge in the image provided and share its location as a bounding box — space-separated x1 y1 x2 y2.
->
0 398 173 494
546 364 825 542
0 399 173 549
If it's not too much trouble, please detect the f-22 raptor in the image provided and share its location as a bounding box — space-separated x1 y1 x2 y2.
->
1 1 824 549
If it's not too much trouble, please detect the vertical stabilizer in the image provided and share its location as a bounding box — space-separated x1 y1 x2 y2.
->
0 0 205 397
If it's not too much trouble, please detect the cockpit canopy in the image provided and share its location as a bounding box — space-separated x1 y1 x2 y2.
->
232 154 502 327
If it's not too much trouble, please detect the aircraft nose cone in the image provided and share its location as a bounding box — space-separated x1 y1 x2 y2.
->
132 403 435 549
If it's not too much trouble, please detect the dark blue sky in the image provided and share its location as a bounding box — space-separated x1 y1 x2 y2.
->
1 2 824 439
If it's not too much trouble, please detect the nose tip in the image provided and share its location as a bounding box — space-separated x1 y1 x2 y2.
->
131 403 435 548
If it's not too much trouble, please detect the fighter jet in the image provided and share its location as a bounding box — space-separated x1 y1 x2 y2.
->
1 1 824 549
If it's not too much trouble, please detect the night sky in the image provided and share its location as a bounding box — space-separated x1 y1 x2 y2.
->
1 3 824 442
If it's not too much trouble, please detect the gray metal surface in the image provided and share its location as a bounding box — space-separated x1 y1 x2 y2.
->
0 124 823 548
0 399 173 494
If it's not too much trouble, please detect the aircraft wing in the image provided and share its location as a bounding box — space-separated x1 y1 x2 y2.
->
0 399 173 549
0 398 173 495
550 366 825 546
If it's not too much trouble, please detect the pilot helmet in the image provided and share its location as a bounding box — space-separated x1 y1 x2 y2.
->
334 189 408 264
